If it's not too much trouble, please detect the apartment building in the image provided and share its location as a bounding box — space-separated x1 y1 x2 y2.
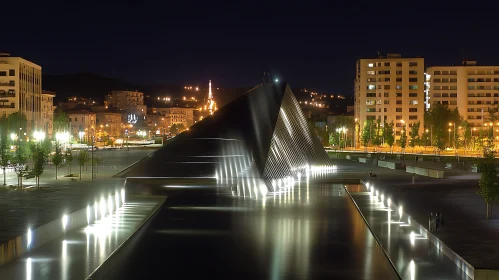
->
41 90 56 138
106 90 144 110
96 112 122 138
149 107 194 130
426 60 499 127
0 53 42 131
354 54 425 138
67 111 96 142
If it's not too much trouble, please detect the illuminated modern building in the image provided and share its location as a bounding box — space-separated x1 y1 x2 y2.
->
0 53 43 131
119 82 331 192
426 60 499 127
354 53 425 138
41 90 56 138
148 107 194 132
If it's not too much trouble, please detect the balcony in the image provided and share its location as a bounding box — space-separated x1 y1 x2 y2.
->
0 82 14 87
0 104 14 108
0 92 15 97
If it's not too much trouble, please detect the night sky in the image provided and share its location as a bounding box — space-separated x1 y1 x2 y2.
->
3 3 499 94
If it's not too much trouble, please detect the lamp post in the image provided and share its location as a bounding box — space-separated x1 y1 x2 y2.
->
354 118 358 150
125 129 129 151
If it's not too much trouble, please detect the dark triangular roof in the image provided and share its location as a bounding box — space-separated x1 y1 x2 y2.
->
118 82 330 191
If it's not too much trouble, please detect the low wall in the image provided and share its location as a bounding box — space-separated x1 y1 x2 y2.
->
406 165 444 178
358 157 372 164
377 160 397 169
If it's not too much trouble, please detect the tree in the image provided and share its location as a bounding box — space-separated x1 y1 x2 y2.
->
65 149 73 174
170 124 187 135
52 142 63 179
0 131 10 186
409 121 420 153
361 119 374 151
372 119 382 151
424 104 460 152
400 127 407 153
7 112 27 134
31 144 47 189
14 140 29 189
53 109 70 133
77 150 88 180
462 120 472 152
477 149 499 219
383 121 395 153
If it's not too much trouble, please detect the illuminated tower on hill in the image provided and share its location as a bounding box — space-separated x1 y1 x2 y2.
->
207 80 217 115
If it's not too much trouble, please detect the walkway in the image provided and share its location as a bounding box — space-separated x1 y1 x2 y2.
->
347 184 470 280
0 195 163 280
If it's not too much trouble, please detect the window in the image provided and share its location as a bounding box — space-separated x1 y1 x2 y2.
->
409 78 418 82
468 86 475 90
442 93 449 97
378 70 390 74
442 86 449 90
384 108 387 112
450 78 457 82
396 93 402 97
409 62 418 67
384 100 389 104
434 71 441 75
75 118 77 121
450 93 457 98
450 71 457 75
366 100 375 105
8 70 15 76
442 71 449 75
396 85 402 90
367 116 376 120
384 92 389 97
434 78 441 83
409 108 417 112
366 108 376 112
0 71 6 76
384 62 390 66
433 86 441 90
384 85 390 89
396 78 402 82
396 62 402 67
409 93 418 97
467 108 475 112
409 85 418 90
468 78 475 82
366 93 376 97
409 100 418 105
368 63 374 67
396 108 402 112
384 78 390 82
367 85 376 90
396 100 402 104
450 86 457 90
409 70 418 75
367 70 375 75
396 115 402 120
409 115 418 120
442 78 449 82
396 70 403 75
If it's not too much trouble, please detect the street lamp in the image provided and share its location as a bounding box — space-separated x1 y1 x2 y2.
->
449 122 456 151
354 118 358 150
33 131 45 142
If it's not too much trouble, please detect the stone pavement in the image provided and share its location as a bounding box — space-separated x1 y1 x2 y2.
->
330 156 499 270
0 149 155 254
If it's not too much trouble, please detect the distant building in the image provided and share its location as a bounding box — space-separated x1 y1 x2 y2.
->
149 107 194 132
426 60 499 127
67 110 96 142
354 53 425 139
0 53 42 132
96 112 122 138
59 96 97 110
41 90 56 138
106 90 144 110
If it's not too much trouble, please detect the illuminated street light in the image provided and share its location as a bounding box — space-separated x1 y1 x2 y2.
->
33 131 45 142
275 79 279 82
78 131 85 143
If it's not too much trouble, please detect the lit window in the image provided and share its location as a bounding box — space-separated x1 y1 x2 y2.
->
367 85 376 90
368 63 374 68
